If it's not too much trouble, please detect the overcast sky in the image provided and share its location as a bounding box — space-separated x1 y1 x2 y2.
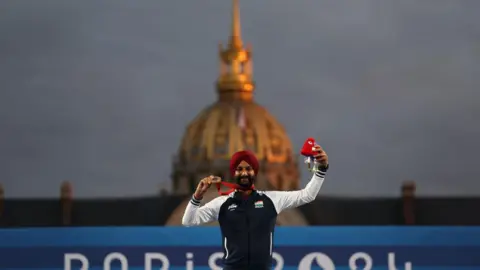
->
0 0 478 198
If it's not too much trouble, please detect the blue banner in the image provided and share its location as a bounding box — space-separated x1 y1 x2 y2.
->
0 227 479 270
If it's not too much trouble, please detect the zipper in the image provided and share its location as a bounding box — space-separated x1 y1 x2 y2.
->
224 237 229 259
270 232 273 255
246 214 250 266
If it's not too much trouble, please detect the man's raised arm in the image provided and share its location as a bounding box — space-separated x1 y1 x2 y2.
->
182 195 227 226
182 175 225 226
265 143 329 214
264 169 326 214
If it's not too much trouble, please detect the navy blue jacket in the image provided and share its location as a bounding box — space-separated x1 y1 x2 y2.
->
182 170 326 269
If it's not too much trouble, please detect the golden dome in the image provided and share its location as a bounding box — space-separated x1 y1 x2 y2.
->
178 100 294 163
168 0 307 226
177 0 295 164
170 0 300 194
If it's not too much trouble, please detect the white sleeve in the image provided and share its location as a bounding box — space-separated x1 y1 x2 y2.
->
264 170 326 214
181 195 228 227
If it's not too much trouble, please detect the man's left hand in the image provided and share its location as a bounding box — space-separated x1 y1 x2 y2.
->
313 144 328 166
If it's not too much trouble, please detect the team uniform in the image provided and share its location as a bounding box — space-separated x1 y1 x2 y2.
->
182 169 326 270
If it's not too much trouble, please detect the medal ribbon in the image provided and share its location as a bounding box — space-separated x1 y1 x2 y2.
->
215 181 255 195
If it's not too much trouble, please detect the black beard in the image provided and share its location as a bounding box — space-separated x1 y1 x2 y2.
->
235 175 255 188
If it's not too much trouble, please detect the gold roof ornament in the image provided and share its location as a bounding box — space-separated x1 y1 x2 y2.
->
217 0 255 101
172 0 300 195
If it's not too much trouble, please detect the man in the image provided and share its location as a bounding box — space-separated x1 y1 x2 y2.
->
182 144 328 270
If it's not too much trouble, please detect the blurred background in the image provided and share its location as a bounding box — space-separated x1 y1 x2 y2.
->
0 0 478 226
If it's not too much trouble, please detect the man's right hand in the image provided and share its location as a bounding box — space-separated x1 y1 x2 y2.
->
194 175 222 200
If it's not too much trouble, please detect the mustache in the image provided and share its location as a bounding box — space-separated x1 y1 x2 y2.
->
235 175 255 186
236 175 253 180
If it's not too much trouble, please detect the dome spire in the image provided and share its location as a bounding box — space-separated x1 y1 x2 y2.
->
216 0 255 102
229 0 242 49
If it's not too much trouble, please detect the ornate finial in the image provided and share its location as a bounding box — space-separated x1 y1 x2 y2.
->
60 181 73 199
216 0 255 101
229 0 242 49
60 181 73 226
0 183 3 219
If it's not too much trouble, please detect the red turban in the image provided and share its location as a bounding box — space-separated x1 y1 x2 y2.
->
229 150 259 177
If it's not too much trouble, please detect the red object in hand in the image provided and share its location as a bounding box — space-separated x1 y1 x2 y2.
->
300 137 316 157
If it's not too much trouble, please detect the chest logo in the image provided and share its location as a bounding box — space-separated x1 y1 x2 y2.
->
254 200 264 208
228 204 237 211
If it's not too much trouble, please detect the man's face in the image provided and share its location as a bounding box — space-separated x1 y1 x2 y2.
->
234 160 255 187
